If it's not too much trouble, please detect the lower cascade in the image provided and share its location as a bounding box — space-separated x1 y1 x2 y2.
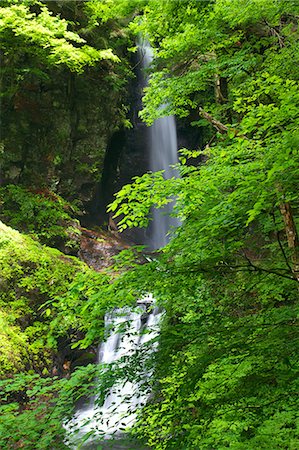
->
67 301 162 448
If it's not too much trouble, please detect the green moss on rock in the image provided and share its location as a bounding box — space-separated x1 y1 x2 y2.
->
0 220 88 377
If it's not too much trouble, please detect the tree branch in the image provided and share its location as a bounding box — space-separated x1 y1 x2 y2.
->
199 107 229 134
170 259 296 282
270 211 294 275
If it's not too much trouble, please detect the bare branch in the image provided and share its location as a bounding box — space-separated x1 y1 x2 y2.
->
199 107 229 134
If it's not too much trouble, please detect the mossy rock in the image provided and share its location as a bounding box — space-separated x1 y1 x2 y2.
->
0 221 88 377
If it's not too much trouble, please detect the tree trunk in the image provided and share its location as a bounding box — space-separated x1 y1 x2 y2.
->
214 74 228 104
279 201 299 282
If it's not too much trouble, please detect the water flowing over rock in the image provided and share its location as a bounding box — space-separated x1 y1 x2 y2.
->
140 40 181 250
68 303 161 448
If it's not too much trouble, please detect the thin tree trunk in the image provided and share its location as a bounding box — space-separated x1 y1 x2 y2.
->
214 74 228 104
279 201 299 282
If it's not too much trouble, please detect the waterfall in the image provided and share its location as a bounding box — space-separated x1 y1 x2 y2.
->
68 303 161 448
140 40 181 250
68 41 177 449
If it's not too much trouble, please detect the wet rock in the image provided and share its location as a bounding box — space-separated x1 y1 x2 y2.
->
79 227 130 271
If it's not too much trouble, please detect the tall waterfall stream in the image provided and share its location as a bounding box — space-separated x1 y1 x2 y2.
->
68 40 179 449
142 40 181 250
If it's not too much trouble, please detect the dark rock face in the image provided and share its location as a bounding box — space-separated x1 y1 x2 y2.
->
85 45 150 228
53 334 98 378
0 69 120 204
79 227 130 271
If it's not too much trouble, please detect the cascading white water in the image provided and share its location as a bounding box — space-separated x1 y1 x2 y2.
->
68 303 161 448
141 41 181 249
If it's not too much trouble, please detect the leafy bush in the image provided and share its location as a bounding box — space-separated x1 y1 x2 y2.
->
0 185 81 252
0 365 98 450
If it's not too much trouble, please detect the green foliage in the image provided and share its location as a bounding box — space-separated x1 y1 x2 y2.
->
1 1 299 449
49 263 145 350
85 0 146 25
0 1 118 72
108 171 181 231
0 220 129 447
130 266 299 449
0 365 98 450
130 0 299 124
0 355 151 449
103 1 299 448
0 184 81 250
0 310 28 374
0 0 135 197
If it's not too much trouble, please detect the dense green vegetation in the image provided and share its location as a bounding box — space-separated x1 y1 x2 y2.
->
0 0 298 449
0 185 82 251
0 0 133 201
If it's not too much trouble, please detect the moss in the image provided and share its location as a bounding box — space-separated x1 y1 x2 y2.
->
0 310 28 374
0 221 89 377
